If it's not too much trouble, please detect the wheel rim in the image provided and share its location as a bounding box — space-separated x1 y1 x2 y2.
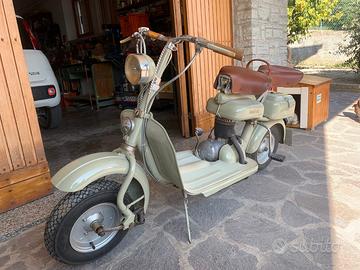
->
69 203 121 253
257 133 275 165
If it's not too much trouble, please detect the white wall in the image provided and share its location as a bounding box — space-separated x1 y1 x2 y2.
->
289 30 350 67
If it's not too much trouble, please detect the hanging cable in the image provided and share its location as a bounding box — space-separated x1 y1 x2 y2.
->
145 47 202 113
139 49 201 180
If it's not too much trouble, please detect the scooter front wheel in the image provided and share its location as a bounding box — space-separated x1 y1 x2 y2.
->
44 179 131 265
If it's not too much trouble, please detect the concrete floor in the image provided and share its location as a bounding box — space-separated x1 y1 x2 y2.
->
0 89 360 269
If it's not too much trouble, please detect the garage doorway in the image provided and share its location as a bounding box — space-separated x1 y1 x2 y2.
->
0 0 233 212
13 0 187 134
13 0 233 138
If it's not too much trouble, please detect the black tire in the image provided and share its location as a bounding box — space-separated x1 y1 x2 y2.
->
44 179 131 265
249 126 281 170
39 104 62 129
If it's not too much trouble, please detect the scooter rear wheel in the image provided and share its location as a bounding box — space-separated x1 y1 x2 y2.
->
44 179 131 265
250 126 280 170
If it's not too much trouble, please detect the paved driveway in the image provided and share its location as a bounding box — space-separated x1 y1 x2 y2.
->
0 91 359 270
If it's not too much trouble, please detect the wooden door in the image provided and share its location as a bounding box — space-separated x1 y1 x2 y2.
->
171 0 190 137
0 0 51 212
183 0 233 133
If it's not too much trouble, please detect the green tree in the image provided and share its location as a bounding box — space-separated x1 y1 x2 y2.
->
340 1 360 70
288 0 341 44
322 0 360 30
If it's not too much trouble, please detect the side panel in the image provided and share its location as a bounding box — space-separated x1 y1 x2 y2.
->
246 120 286 154
52 152 150 212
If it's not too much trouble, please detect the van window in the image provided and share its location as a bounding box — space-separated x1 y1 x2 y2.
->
17 18 34 49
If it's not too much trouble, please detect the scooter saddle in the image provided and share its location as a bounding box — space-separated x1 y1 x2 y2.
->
258 64 304 89
247 59 304 89
214 66 272 95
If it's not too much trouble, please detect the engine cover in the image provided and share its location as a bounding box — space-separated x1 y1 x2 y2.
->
207 94 264 121
197 139 226 162
214 117 236 139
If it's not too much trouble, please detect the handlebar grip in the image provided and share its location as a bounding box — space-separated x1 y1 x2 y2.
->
120 36 133 44
196 38 243 61
206 41 244 61
145 30 170 42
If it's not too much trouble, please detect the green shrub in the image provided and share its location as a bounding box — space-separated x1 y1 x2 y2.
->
340 2 360 71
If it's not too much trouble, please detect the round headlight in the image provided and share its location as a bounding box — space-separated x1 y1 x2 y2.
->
121 117 134 135
125 54 156 85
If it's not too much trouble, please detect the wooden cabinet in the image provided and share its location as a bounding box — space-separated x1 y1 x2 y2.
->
277 75 332 130
0 0 51 213
299 75 331 129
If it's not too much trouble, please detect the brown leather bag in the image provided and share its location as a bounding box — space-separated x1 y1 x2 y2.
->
214 66 272 95
246 59 304 89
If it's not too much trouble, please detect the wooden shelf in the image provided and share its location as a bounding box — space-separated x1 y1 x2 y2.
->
117 0 168 14
117 2 147 13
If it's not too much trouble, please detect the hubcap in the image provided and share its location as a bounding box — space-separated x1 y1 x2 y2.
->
69 203 121 253
257 133 275 165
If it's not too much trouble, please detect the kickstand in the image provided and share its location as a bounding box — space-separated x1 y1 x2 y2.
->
183 191 192 243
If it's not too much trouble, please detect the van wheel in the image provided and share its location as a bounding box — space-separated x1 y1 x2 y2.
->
250 126 280 170
38 105 62 129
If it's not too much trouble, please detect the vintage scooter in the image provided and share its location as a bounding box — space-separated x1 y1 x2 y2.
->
44 27 303 264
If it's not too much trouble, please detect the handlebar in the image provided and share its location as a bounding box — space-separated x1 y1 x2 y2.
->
120 28 244 61
196 38 243 61
144 30 170 42
120 36 133 44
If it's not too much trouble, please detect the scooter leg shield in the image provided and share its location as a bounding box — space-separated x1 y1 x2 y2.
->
51 152 150 213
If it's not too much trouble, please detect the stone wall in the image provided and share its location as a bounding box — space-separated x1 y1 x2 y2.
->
289 30 350 67
233 0 288 66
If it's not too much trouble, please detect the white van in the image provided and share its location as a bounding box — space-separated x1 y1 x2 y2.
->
17 16 62 128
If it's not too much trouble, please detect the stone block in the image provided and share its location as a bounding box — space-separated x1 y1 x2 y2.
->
163 217 201 243
294 191 330 221
303 227 333 268
189 197 243 231
232 175 291 202
270 166 306 185
117 233 180 270
224 214 297 251
189 236 258 270
261 250 320 270
281 201 321 227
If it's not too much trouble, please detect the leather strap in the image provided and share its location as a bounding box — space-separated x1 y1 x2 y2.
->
246 59 271 75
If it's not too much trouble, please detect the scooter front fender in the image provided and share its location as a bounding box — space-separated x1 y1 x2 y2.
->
52 152 149 212
246 120 286 154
